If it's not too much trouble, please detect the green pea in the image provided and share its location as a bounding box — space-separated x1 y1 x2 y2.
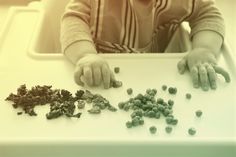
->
158 105 164 112
155 112 161 119
163 109 171 116
139 119 144 125
152 107 158 112
195 110 202 117
188 127 196 135
134 99 141 106
114 67 120 73
167 99 174 106
146 88 152 95
131 112 137 118
156 98 164 104
162 102 168 106
148 110 155 118
162 85 167 91
123 103 130 111
127 88 133 95
135 109 143 117
118 102 125 109
143 111 149 117
149 126 157 134
166 117 173 124
168 87 177 94
126 121 132 128
165 126 172 134
186 93 192 99
171 119 178 125
151 89 157 95
132 116 140 126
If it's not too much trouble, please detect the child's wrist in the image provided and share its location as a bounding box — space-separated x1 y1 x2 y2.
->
191 47 217 58
65 40 97 64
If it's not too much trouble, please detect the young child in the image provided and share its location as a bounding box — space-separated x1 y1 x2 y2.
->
60 0 230 90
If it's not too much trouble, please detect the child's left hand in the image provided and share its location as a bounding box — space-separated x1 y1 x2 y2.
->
177 48 231 91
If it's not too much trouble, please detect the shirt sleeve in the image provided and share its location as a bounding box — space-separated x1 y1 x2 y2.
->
187 0 225 40
60 0 94 53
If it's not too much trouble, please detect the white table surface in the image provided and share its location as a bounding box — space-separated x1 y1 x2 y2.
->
0 5 235 157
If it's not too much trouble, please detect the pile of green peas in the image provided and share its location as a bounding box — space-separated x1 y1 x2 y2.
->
118 88 179 130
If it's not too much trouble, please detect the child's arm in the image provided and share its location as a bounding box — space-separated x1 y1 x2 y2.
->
178 0 230 91
61 0 95 62
60 0 114 88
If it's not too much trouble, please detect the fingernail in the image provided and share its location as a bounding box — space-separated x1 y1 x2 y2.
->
203 86 209 91
194 84 199 88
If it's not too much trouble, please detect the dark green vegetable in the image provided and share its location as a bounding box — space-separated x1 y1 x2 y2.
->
167 99 174 106
126 121 133 128
165 126 172 133
156 98 164 104
168 87 177 94
149 126 157 134
118 102 125 109
139 119 144 125
148 110 155 118
132 116 140 126
162 85 167 91
155 112 161 119
166 117 173 124
171 119 178 125
188 127 196 135
127 88 133 95
195 110 203 117
114 67 120 73
186 93 192 99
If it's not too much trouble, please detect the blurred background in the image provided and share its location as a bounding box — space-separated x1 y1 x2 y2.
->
0 0 235 52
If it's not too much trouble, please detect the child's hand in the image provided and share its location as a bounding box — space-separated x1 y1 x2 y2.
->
177 48 231 91
74 54 115 89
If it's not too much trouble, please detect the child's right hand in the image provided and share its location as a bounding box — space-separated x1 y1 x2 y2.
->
74 54 115 89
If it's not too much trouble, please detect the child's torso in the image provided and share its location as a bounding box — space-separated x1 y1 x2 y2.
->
89 0 194 53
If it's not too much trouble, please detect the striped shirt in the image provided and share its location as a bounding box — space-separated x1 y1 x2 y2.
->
60 0 225 53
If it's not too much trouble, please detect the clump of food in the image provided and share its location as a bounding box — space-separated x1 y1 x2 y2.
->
119 88 179 131
5 84 116 119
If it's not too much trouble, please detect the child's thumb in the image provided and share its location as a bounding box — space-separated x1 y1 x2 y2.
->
177 57 187 74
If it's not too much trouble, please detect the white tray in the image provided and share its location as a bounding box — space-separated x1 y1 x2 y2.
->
0 3 235 157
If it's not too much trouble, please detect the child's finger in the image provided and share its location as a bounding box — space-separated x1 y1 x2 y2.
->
177 57 187 74
190 66 200 88
110 70 116 83
92 66 102 86
83 66 93 86
74 66 84 86
199 65 209 91
214 65 231 83
101 64 110 89
206 64 217 90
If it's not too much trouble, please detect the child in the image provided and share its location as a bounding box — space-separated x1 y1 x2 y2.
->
60 0 230 90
